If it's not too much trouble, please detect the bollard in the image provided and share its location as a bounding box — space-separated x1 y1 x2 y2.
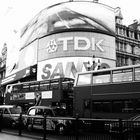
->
75 114 79 140
18 112 23 136
0 111 3 132
43 113 47 140
119 118 123 140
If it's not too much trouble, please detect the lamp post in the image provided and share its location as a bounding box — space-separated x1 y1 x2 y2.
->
87 55 101 71
87 61 91 71
92 55 96 70
97 59 101 70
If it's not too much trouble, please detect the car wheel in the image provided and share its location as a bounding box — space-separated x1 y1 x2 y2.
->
27 124 33 131
11 121 16 128
56 125 66 135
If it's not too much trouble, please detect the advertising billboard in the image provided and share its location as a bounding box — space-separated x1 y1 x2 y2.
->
21 1 115 48
37 32 116 81
37 57 115 81
4 1 116 83
4 40 38 84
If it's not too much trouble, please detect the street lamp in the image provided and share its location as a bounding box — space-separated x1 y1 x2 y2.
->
87 61 91 71
92 55 96 70
97 59 101 70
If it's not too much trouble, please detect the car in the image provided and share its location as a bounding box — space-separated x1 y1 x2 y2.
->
0 105 22 128
24 106 76 135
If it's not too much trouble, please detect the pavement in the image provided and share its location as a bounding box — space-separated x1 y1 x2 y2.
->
0 131 42 140
0 133 38 140
0 131 59 140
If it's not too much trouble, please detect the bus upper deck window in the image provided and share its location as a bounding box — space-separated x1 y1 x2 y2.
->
134 67 140 81
113 68 132 83
93 71 111 85
76 74 91 86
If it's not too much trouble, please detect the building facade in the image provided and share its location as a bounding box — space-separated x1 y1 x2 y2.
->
0 43 7 104
0 1 140 97
115 9 140 67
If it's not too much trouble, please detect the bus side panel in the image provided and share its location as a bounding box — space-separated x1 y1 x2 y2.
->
74 82 140 118
41 89 61 106
93 82 140 100
74 86 92 118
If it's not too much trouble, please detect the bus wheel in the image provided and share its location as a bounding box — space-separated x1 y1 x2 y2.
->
56 125 66 135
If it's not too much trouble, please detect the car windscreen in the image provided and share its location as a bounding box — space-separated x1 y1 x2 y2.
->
53 108 68 117
9 107 22 114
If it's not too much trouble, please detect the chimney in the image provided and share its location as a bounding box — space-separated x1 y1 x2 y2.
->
133 19 138 23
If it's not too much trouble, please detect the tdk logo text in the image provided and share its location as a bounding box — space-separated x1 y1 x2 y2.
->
46 37 104 53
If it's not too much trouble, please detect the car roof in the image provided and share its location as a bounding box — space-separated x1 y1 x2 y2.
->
0 105 15 108
29 106 53 110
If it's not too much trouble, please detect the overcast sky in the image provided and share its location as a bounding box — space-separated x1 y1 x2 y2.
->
0 0 139 52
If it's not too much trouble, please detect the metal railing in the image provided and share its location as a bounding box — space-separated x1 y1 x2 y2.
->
0 112 139 140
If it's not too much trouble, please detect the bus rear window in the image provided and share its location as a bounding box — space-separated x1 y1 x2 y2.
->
76 74 91 86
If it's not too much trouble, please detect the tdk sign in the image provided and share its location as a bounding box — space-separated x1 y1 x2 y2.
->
46 37 104 53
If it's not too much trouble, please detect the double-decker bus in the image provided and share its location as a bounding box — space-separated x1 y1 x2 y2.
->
74 64 140 119
5 78 74 115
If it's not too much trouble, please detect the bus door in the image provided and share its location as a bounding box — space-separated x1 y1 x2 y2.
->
83 99 92 118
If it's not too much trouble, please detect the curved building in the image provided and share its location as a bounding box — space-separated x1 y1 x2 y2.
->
5 1 116 82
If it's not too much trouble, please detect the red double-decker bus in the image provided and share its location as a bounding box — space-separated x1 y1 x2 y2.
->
74 64 140 119
5 78 74 115
5 64 140 119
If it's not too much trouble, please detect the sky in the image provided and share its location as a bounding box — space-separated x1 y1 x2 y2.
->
0 0 139 53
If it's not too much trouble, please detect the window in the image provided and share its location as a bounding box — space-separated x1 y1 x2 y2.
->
112 101 123 113
84 100 90 109
120 43 123 51
122 100 133 113
126 29 129 37
22 84 30 92
93 71 110 84
4 109 9 114
0 109 3 114
36 109 43 115
134 31 138 40
30 83 39 92
76 74 91 86
44 109 54 116
40 83 49 91
9 107 22 114
112 68 132 82
92 101 111 112
102 102 112 112
13 85 21 93
135 100 140 113
28 109 36 115
92 101 102 112
134 67 140 81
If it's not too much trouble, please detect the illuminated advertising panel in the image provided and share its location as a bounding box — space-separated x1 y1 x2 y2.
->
37 32 116 80
5 40 38 78
4 1 116 83
21 1 115 48
37 57 115 81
